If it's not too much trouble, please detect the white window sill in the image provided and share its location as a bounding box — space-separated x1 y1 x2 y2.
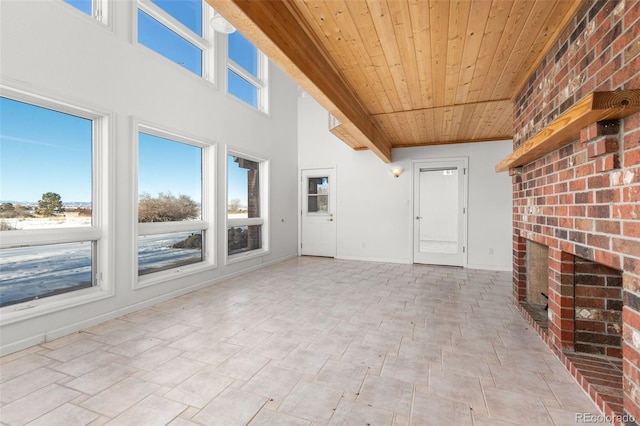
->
0 286 114 326
226 248 270 265
135 261 217 289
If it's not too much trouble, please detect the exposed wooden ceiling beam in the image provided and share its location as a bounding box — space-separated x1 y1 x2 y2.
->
206 0 393 163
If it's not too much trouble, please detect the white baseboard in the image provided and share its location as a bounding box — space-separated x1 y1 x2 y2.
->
336 255 411 264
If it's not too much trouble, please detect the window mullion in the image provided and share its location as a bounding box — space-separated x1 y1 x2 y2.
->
138 220 208 236
228 60 264 89
0 227 102 249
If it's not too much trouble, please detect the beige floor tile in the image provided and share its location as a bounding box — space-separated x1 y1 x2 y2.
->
0 353 54 382
225 329 273 349
192 388 268 425
28 402 100 426
53 349 125 377
140 356 206 387
357 376 413 415
107 336 165 358
164 365 234 408
66 363 139 395
213 351 270 381
381 355 430 385
241 364 303 401
80 377 160 417
0 367 68 403
427 369 485 411
489 364 555 398
117 345 182 371
1 384 80 426
148 324 200 342
0 258 606 426
249 408 311 425
484 387 554 425
43 339 104 363
440 351 493 380
313 360 368 394
278 382 343 423
397 340 441 363
105 394 186 426
305 334 352 357
40 332 90 350
329 400 394 425
411 394 473 426
278 348 330 375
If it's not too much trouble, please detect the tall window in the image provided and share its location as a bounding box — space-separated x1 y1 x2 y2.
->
137 126 213 280
0 93 107 309
63 0 108 23
137 0 213 80
227 152 268 260
227 31 268 112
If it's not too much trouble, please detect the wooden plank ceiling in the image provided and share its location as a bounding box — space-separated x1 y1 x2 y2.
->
207 0 583 163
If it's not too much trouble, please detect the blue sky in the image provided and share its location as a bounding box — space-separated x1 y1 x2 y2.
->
0 0 255 206
0 97 92 203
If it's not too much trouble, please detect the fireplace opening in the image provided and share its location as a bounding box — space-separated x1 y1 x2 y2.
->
573 256 623 358
523 240 549 331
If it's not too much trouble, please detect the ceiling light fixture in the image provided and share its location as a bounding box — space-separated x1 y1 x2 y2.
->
210 13 236 34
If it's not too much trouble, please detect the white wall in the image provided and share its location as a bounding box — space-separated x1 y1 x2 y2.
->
0 0 299 354
298 95 513 270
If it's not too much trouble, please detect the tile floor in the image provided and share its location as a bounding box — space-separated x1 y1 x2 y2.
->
0 257 608 425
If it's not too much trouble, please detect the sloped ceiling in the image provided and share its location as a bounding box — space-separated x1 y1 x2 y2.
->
207 0 583 163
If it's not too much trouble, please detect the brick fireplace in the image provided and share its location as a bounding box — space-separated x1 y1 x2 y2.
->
507 0 640 424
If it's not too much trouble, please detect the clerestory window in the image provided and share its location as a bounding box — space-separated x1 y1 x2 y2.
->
227 31 268 112
63 0 108 23
136 0 214 80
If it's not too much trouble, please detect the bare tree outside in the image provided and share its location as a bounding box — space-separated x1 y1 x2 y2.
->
138 192 199 222
228 198 242 213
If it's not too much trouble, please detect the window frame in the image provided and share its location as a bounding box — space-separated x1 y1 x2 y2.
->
134 122 216 288
225 148 269 264
61 0 110 26
135 0 216 82
226 32 269 113
0 85 113 324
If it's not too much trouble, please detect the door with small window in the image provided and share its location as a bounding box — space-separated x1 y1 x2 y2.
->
301 168 336 257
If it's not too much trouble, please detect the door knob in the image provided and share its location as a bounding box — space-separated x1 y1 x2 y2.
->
328 218 334 221
416 216 422 220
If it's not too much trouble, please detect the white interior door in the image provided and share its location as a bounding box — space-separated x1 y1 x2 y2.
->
413 158 467 266
301 168 336 257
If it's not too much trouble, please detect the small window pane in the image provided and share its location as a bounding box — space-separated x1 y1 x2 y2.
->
64 0 92 15
138 9 202 76
227 155 259 219
228 225 262 255
138 132 202 222
151 0 202 36
228 69 258 108
0 242 94 308
0 97 92 230
138 231 203 275
228 32 258 78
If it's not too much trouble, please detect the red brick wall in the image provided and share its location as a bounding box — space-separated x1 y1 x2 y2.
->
511 0 640 420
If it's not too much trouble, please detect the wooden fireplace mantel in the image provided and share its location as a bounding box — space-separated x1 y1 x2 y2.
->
496 90 640 173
